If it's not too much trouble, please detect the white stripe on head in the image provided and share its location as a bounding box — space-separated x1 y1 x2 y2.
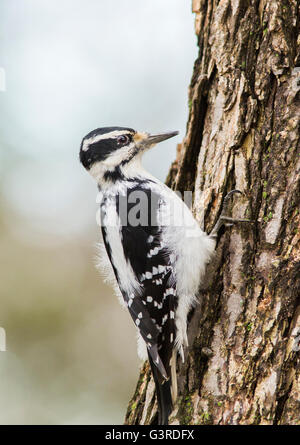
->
88 143 139 183
82 130 133 151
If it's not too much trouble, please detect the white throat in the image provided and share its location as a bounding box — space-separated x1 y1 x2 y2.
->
89 154 155 189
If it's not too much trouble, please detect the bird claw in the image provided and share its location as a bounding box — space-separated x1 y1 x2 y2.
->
209 190 253 239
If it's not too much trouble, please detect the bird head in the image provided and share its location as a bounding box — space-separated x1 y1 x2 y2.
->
79 126 178 184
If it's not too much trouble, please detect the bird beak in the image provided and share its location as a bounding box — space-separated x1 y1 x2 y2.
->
145 131 179 146
135 131 179 150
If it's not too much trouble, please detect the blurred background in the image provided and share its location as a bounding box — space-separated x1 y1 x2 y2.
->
0 0 197 424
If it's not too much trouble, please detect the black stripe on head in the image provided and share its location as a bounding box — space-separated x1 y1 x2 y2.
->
83 126 135 140
84 137 124 166
80 126 136 170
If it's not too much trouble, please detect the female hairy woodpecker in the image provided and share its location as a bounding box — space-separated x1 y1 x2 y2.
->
79 126 248 424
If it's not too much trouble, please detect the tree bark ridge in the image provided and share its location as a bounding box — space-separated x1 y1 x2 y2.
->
125 0 300 425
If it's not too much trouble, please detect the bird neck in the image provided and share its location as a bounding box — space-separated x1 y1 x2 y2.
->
94 155 156 191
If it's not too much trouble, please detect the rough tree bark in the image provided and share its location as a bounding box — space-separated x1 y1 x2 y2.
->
125 0 300 425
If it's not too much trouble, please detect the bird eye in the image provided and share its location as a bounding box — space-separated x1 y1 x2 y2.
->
117 135 130 145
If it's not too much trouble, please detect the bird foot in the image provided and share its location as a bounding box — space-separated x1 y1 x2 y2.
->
209 190 254 239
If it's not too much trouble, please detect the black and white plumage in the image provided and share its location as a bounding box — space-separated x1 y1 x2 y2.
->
80 127 216 424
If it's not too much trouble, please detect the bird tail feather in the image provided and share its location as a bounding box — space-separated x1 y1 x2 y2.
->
148 351 173 425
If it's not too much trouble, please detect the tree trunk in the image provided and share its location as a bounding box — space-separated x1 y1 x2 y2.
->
125 0 300 425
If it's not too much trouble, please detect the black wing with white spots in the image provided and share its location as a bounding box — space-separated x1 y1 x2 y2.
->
121 223 176 380
101 183 177 381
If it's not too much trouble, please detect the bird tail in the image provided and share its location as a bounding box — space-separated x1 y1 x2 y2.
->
148 349 177 425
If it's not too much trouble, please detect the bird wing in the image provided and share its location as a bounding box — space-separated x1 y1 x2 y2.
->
105 184 177 380
121 222 176 379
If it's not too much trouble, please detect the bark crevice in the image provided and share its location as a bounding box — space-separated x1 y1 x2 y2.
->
125 0 300 425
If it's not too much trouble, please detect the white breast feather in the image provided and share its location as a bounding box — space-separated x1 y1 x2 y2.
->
156 184 216 354
95 240 126 308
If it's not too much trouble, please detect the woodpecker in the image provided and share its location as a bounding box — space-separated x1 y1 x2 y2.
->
80 126 248 424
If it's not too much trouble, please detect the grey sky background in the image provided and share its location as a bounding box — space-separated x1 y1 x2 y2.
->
0 0 197 242
0 0 198 424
